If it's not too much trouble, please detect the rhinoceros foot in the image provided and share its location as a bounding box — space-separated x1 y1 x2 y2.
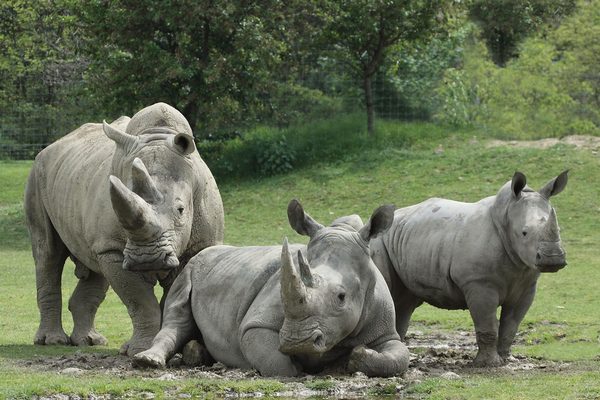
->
471 352 504 368
34 328 70 346
132 350 166 369
119 336 154 357
70 329 108 347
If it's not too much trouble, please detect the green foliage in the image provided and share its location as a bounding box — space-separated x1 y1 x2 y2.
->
252 132 296 176
385 20 477 120
0 1 98 158
469 0 577 66
435 1 600 137
304 378 335 391
321 0 448 134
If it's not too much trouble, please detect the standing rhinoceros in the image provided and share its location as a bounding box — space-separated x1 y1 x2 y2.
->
25 102 224 356
370 171 568 367
133 200 409 377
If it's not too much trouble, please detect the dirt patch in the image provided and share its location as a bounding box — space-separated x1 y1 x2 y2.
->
19 329 573 399
486 135 600 152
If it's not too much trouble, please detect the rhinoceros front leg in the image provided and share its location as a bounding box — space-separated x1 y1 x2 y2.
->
102 260 161 356
347 338 410 377
26 173 70 346
68 262 110 346
134 266 196 368
241 328 299 377
465 285 503 367
498 284 537 360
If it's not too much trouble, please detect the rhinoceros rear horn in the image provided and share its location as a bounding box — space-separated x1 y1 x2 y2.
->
109 175 155 232
131 158 163 203
280 237 307 315
539 170 569 199
287 199 324 237
359 204 395 242
103 120 137 149
169 133 196 156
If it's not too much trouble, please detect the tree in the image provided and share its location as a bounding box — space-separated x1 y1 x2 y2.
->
71 0 323 137
0 0 90 158
322 0 446 135
469 0 577 66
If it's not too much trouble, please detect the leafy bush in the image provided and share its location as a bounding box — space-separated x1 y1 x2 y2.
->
434 2 600 139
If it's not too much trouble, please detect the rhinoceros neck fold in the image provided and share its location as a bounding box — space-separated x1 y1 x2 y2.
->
490 196 525 268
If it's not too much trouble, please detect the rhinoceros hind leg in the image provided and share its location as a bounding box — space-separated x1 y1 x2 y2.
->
69 263 110 346
26 170 70 346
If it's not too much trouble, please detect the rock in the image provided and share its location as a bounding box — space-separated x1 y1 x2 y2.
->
167 353 183 368
60 367 84 375
157 373 178 381
182 340 212 367
440 371 461 380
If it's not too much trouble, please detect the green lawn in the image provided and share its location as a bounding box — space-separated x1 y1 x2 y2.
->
1 126 599 398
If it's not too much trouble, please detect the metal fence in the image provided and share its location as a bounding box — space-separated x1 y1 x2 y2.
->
0 76 431 160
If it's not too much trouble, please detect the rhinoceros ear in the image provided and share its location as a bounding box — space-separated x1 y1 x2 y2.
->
287 199 324 237
511 171 527 198
539 170 568 199
169 133 196 156
359 204 395 242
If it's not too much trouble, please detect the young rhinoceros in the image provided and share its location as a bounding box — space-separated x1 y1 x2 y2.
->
370 171 568 367
133 200 409 377
25 103 224 356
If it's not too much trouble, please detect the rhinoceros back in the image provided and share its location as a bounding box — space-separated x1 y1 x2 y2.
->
187 244 304 367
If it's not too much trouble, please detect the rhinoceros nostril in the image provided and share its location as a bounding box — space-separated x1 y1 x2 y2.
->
313 333 324 348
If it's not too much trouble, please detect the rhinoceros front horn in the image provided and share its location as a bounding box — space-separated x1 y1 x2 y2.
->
280 237 307 317
109 175 157 234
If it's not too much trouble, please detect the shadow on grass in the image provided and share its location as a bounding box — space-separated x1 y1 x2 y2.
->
0 344 117 360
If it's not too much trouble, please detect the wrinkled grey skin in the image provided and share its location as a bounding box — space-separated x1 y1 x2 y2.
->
371 171 568 367
133 200 409 377
25 103 224 356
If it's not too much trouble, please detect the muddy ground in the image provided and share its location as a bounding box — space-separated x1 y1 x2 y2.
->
18 328 574 399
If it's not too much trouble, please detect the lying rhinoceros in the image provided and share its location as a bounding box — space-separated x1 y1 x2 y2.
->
24 103 224 355
370 171 568 367
133 200 409 377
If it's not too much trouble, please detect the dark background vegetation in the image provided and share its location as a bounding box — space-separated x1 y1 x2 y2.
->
1 0 598 174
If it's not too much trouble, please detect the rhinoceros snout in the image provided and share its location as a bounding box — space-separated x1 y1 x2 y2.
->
279 328 327 355
535 251 567 273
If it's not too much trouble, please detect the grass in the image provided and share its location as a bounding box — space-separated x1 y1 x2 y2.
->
1 120 599 398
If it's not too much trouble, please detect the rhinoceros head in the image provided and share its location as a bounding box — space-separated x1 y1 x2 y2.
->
497 170 569 273
102 104 198 272
278 200 395 355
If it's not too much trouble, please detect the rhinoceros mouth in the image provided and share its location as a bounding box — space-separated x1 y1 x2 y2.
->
122 239 179 271
279 327 327 355
535 251 567 273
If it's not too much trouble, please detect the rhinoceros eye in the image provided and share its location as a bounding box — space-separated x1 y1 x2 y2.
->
522 231 527 237
177 206 185 215
337 293 346 302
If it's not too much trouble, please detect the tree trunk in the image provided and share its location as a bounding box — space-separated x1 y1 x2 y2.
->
363 74 375 136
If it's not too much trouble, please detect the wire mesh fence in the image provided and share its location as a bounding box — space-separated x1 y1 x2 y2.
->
0 74 433 161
